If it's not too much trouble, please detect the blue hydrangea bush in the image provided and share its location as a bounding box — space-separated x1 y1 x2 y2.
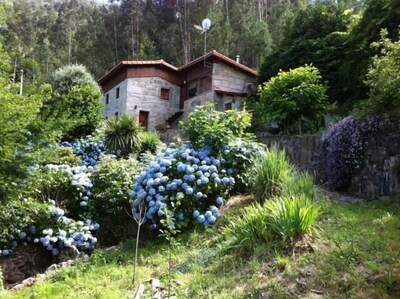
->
61 135 105 167
323 115 385 190
131 139 262 231
0 162 102 257
0 199 99 257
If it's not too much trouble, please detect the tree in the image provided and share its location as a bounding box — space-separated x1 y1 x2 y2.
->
258 0 350 106
0 44 42 199
357 31 400 116
42 64 103 140
255 65 331 133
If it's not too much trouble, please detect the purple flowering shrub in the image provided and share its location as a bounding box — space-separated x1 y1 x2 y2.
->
323 115 384 190
131 139 261 231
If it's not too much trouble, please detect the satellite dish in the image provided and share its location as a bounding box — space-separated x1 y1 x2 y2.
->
193 18 213 56
202 18 211 31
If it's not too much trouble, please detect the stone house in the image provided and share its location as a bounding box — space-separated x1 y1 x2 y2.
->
98 51 257 131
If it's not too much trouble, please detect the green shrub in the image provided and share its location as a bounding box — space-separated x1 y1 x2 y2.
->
356 30 400 117
256 65 331 133
34 146 81 166
138 131 163 155
91 156 141 245
247 147 294 201
0 198 99 257
104 114 143 158
180 102 254 152
21 165 77 206
265 195 319 241
282 172 316 200
0 200 52 254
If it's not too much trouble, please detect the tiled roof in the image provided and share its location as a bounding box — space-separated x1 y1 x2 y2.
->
98 51 257 85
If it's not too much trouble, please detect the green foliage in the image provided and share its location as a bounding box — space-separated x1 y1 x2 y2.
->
258 1 349 105
223 194 319 252
180 102 253 152
52 64 99 94
34 146 81 167
104 114 143 158
247 147 294 201
42 64 103 140
341 0 400 109
21 166 78 212
0 199 52 250
282 172 316 200
91 156 141 245
356 31 400 116
138 131 163 155
264 195 319 241
0 45 43 197
256 65 331 133
222 202 271 253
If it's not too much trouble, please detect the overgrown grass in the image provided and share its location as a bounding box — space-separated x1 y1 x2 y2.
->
2 194 400 299
248 147 294 201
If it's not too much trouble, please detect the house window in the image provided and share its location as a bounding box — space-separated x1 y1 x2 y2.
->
160 88 170 100
116 87 120 99
114 112 119 119
225 102 233 111
105 93 109 105
188 81 198 98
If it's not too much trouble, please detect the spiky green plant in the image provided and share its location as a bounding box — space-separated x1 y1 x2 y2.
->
265 195 319 242
104 114 143 158
138 131 162 155
223 203 271 253
282 172 316 200
247 147 294 201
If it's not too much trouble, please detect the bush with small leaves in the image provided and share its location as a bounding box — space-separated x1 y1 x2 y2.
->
91 156 141 244
180 102 254 152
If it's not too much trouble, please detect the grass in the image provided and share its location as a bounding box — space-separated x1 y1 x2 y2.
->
2 193 400 299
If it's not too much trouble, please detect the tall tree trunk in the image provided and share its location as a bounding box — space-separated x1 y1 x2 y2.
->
113 10 119 64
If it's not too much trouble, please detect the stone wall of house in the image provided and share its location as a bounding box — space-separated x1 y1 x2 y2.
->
103 80 128 118
212 63 256 96
182 91 214 118
158 128 182 144
125 77 181 130
256 127 400 198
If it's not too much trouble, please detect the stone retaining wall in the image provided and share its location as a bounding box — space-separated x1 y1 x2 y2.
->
257 126 400 199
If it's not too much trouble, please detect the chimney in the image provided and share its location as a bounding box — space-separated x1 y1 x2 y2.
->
235 55 240 63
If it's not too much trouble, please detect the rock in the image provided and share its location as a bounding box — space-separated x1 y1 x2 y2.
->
104 246 118 252
46 264 58 272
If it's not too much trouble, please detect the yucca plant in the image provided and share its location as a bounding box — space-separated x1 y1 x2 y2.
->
104 114 143 158
282 172 316 200
265 195 319 242
223 203 271 253
138 131 162 155
247 147 294 201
